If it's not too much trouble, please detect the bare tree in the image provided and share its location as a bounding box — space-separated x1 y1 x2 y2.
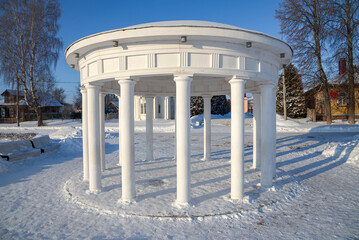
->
0 0 62 126
53 87 66 105
73 84 82 110
329 0 359 124
276 0 334 124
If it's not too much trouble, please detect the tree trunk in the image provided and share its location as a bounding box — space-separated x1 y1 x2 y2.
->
35 106 44 126
16 77 20 127
312 2 332 124
346 0 355 124
322 82 332 124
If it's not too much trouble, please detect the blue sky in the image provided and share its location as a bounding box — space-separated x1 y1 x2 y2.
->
2 0 284 103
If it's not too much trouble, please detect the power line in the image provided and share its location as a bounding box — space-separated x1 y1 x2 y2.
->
56 82 79 84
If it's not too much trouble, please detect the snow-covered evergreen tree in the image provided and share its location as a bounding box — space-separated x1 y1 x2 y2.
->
190 95 230 117
190 96 203 117
211 95 230 115
276 64 306 118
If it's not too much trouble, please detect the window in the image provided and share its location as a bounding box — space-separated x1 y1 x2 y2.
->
141 103 146 114
9 108 14 118
1 108 5 118
337 91 348 107
158 104 161 114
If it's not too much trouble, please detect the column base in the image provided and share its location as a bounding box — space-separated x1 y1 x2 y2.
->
173 200 191 208
117 198 137 205
230 194 243 200
86 189 102 195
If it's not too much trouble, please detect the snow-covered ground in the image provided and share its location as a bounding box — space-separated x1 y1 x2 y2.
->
0 115 358 239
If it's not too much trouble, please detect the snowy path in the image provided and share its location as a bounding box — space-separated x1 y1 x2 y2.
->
0 119 359 239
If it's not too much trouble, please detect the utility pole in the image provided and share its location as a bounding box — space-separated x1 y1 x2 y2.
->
281 24 287 120
16 77 20 127
282 67 287 120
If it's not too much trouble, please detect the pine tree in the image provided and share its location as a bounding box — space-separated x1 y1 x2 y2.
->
190 96 203 117
276 64 306 118
211 95 230 115
190 95 230 117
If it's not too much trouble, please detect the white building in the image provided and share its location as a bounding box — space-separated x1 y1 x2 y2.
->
134 96 175 120
65 20 292 204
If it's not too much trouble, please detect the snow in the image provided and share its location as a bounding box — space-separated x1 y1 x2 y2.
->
0 115 359 239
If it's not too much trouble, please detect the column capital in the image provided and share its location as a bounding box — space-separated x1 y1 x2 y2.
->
202 95 213 99
85 83 102 90
99 89 108 95
173 75 193 83
117 77 136 86
228 76 246 85
80 87 87 94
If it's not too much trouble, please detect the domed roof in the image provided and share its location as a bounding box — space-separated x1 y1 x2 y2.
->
122 20 245 31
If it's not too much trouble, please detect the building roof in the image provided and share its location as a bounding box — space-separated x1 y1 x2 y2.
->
1 89 24 97
328 72 359 85
124 21 246 31
65 20 293 75
0 90 63 107
306 65 359 94
39 96 63 107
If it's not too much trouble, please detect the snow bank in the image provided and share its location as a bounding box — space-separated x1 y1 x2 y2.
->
276 115 359 133
0 158 10 174
321 135 359 166
1 118 359 239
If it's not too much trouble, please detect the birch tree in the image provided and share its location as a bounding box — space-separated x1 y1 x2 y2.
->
276 0 334 124
0 0 62 126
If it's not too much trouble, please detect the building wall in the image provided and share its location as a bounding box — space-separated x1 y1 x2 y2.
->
329 87 359 115
134 96 174 121
313 86 359 120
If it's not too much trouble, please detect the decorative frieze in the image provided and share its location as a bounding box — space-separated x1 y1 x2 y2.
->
88 61 98 77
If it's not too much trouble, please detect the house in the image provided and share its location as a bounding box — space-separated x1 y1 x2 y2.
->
244 93 253 114
0 89 63 123
135 96 175 120
106 94 249 119
305 59 359 121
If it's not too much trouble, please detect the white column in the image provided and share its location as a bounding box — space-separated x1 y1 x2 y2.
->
174 75 192 203
116 95 121 166
145 96 154 161
253 93 261 169
135 96 141 120
80 87 89 182
153 97 158 119
260 84 275 188
202 96 212 161
119 78 136 201
229 77 246 199
99 92 106 172
164 96 170 120
272 88 277 177
86 84 102 193
173 96 177 160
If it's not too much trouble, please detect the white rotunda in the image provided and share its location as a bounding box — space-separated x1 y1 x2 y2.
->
65 20 292 204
